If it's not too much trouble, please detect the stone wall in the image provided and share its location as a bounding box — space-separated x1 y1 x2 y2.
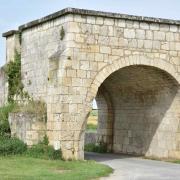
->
96 87 114 151
9 113 46 146
20 15 71 101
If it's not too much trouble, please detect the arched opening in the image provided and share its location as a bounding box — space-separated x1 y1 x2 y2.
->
85 65 180 159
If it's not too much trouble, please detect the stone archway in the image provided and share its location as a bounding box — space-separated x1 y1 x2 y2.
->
86 55 180 104
81 55 180 160
2 8 180 161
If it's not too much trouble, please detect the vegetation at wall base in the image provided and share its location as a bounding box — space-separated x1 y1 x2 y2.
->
0 133 61 160
0 136 27 156
26 135 62 160
85 143 108 153
0 135 112 179
172 160 180 164
26 144 61 160
0 103 16 137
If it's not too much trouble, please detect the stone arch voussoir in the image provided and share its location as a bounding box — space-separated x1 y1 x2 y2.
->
86 55 180 104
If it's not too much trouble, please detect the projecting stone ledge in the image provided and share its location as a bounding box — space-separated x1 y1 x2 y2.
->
2 7 180 37
2 30 19 37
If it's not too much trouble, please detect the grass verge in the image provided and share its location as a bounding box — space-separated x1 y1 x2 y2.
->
172 160 180 164
0 156 112 180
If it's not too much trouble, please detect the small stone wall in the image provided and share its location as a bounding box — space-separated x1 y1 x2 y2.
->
9 113 47 146
85 132 97 145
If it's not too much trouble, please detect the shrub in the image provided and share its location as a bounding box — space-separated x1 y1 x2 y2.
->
41 134 49 146
0 103 15 137
26 135 61 160
85 142 108 153
26 144 62 160
0 137 27 156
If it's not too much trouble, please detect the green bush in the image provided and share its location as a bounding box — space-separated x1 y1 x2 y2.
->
85 142 107 153
0 103 15 137
0 130 61 160
0 137 27 156
41 134 49 145
26 135 62 160
26 144 62 160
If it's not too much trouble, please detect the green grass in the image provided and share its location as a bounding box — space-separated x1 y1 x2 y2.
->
87 123 97 131
172 160 180 164
0 156 112 180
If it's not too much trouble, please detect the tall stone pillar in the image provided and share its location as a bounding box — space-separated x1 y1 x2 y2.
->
2 30 21 63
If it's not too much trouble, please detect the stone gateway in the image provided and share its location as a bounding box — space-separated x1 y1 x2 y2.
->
2 8 180 160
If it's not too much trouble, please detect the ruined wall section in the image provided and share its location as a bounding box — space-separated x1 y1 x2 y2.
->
9 113 46 145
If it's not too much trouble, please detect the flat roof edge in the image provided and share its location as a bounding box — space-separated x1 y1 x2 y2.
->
3 7 180 36
2 30 19 38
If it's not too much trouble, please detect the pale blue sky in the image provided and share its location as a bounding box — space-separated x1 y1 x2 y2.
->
0 0 180 66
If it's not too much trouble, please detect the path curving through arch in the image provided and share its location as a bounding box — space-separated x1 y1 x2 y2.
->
85 152 180 180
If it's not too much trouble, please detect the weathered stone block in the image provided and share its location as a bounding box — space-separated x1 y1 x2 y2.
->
100 46 111 54
154 31 165 41
124 29 135 39
136 29 145 39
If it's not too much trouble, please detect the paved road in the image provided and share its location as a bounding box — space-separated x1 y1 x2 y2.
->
85 152 180 180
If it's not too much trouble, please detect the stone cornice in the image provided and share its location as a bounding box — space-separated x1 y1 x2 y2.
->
2 30 19 38
3 7 180 37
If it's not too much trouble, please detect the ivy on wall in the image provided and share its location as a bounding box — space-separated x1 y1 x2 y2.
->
0 49 47 139
4 50 47 119
5 50 24 102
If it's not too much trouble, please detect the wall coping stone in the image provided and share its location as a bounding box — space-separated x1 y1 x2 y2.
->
2 30 19 38
2 7 180 37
